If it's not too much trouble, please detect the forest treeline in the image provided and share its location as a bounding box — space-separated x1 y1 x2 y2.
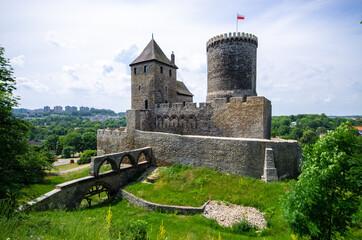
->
26 113 126 158
272 114 362 144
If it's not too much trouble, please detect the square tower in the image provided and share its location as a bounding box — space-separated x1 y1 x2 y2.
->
129 38 178 110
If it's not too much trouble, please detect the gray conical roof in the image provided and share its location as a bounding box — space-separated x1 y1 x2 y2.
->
130 39 177 68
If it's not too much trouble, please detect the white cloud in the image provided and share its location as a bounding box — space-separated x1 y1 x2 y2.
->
45 31 86 49
10 55 25 67
17 77 49 93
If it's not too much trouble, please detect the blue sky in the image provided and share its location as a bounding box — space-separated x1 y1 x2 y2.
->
0 0 361 115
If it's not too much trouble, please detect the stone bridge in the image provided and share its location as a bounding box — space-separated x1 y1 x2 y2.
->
28 147 152 210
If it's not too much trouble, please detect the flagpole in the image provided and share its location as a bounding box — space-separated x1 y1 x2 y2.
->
236 15 238 34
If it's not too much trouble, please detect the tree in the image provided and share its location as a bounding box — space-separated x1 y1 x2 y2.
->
61 146 76 158
0 46 29 199
82 132 97 150
63 131 82 152
42 134 59 152
282 122 362 239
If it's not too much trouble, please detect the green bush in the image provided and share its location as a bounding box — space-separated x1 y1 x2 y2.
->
232 219 257 233
109 219 148 240
78 150 97 165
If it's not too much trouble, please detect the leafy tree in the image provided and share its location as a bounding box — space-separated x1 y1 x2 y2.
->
78 149 97 165
0 46 29 199
82 132 97 150
63 131 82 152
61 146 76 158
42 134 59 151
299 129 318 145
0 46 53 206
282 122 362 239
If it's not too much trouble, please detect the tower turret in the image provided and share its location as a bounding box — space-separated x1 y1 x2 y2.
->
206 32 258 101
130 38 178 110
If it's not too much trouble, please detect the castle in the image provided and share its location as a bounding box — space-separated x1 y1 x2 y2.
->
97 32 301 181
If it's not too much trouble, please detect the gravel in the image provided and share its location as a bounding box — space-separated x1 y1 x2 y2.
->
203 200 267 229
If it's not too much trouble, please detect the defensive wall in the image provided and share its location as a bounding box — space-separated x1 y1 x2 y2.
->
125 96 271 139
97 129 301 179
27 148 151 210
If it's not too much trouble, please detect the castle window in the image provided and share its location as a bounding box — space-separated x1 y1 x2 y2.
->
139 85 141 91
165 100 168 103
165 86 168 91
169 69 172 77
144 65 147 73
160 66 163 74
134 68 137 75
144 100 148 109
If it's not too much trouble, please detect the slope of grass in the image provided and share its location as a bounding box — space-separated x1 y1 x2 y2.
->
124 164 292 236
2 164 361 239
20 167 90 203
1 199 293 240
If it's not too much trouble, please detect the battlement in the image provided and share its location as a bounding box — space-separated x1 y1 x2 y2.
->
97 128 125 136
206 32 258 50
154 97 267 112
156 102 211 111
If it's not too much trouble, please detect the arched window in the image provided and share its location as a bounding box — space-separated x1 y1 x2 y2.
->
144 65 147 73
169 69 172 76
134 68 137 75
160 66 163 74
144 100 148 109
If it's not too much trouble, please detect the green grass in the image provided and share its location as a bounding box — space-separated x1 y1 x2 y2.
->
5 164 360 239
48 163 89 173
124 164 292 236
1 199 293 240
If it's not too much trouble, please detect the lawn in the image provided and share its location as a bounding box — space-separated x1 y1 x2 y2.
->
4 164 360 239
48 163 89 173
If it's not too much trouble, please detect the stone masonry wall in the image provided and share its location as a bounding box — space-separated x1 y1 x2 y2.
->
207 32 258 101
128 96 271 139
97 129 301 179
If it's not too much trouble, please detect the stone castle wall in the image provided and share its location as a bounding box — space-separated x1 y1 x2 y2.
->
127 96 271 139
97 129 301 179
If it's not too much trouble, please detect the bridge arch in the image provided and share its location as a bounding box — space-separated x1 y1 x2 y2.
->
80 181 114 207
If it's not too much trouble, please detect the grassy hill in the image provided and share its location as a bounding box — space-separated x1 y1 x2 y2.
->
2 164 360 239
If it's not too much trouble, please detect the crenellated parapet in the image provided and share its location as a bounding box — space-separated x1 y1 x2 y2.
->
206 32 258 51
97 128 126 136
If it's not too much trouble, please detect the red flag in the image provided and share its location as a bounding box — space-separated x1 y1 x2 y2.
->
237 14 245 20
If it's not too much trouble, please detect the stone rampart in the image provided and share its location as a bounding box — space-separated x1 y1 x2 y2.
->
127 96 271 139
97 130 301 179
119 190 209 215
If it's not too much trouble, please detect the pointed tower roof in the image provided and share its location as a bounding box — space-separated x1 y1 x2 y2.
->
130 39 177 68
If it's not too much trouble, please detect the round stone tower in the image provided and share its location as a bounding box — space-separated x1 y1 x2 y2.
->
206 32 258 101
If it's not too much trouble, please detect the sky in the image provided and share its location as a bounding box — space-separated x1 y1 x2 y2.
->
0 0 361 116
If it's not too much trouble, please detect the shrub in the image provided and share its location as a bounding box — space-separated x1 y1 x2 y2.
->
109 219 148 240
78 150 97 165
232 219 257 233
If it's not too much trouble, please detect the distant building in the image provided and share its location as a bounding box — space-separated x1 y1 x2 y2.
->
13 108 29 113
354 126 362 136
80 106 89 111
65 106 71 112
44 106 51 112
31 108 44 113
71 106 77 112
54 106 63 112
